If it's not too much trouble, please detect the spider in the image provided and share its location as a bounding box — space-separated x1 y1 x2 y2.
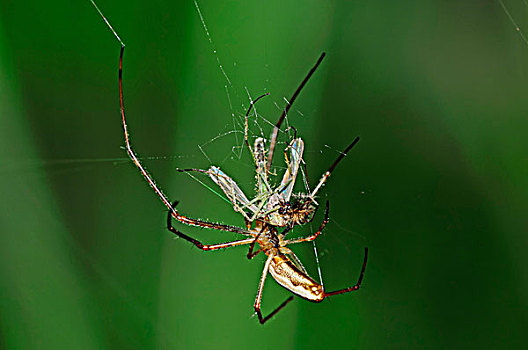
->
90 0 368 324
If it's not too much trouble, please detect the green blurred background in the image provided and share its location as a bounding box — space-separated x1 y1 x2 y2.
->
1 0 527 348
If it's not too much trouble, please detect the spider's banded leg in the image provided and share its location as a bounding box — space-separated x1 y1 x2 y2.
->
175 168 208 173
279 225 293 237
256 296 294 325
113 45 255 236
254 254 294 324
310 136 360 198
247 231 264 260
171 208 254 235
266 52 326 171
324 247 368 297
284 201 330 245
167 201 255 251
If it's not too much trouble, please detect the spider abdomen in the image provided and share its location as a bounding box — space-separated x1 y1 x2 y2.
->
268 254 324 302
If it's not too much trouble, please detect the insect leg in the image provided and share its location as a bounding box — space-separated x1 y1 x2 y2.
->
244 93 270 164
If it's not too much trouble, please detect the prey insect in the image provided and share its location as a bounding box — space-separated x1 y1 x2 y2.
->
90 0 368 324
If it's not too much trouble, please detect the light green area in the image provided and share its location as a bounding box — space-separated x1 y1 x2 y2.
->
0 0 527 348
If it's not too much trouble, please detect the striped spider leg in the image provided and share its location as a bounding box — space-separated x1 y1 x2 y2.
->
89 1 257 240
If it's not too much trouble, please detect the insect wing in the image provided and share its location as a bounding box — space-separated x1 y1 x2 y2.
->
254 137 270 198
208 166 258 214
280 138 304 202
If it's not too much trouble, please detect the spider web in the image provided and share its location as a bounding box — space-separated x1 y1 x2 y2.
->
499 0 528 46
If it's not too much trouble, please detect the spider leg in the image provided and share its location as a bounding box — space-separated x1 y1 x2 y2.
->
283 201 330 245
167 201 255 251
279 225 293 237
324 247 368 297
254 254 294 324
247 231 265 259
256 296 294 325
171 206 254 236
266 52 326 171
310 136 360 198
115 46 255 237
